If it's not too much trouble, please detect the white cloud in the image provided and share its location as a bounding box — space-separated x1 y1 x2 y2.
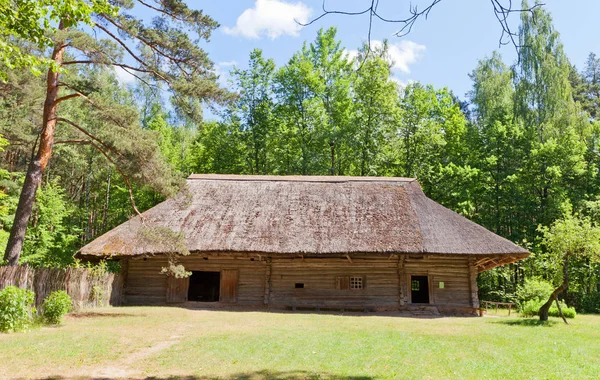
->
114 66 136 85
223 0 312 39
219 60 238 67
345 49 359 63
386 40 426 73
345 40 426 74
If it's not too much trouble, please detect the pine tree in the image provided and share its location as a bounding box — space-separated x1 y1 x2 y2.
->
2 1 228 265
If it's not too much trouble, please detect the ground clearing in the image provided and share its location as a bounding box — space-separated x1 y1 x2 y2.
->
0 307 598 379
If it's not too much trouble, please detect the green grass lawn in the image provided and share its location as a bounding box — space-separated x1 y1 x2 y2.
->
0 307 599 379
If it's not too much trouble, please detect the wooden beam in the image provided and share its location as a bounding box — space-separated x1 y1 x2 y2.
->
468 257 479 309
345 254 353 264
263 257 272 306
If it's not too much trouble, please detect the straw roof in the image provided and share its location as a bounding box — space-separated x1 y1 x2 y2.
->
79 175 529 259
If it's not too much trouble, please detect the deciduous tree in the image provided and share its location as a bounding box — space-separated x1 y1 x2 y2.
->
539 213 600 322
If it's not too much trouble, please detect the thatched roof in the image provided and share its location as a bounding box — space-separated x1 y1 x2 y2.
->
79 175 528 261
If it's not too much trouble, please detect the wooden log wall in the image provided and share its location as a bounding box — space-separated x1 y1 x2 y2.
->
125 255 267 306
403 255 472 307
0 266 123 310
123 253 478 311
124 257 169 305
269 257 400 310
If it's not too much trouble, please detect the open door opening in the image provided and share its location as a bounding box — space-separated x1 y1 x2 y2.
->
411 276 430 304
188 271 220 302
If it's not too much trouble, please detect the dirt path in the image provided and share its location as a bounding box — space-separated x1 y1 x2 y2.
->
88 331 186 379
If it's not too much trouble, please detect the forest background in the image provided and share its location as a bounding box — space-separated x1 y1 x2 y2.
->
1 1 599 311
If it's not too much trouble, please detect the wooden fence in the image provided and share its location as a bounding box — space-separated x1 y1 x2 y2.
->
0 266 124 310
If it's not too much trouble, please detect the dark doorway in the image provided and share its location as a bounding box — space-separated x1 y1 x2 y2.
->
188 271 220 302
411 276 430 304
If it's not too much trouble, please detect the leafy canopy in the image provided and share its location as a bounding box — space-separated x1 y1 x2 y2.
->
0 0 117 80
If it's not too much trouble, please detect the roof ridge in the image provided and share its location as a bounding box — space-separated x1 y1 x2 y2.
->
187 174 417 183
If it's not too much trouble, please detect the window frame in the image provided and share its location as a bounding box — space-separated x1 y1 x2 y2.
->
349 276 364 290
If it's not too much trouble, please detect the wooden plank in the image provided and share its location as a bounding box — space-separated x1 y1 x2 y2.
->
166 276 189 303
336 276 350 290
220 269 239 303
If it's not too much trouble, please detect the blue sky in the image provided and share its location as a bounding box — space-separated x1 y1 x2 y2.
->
118 1 600 117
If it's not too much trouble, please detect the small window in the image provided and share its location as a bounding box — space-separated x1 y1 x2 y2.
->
411 280 420 291
350 276 363 290
295 283 304 289
439 282 445 289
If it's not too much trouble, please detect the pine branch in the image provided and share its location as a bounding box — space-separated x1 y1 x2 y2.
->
55 117 124 161
54 119 142 217
101 15 190 75
136 0 190 23
93 23 150 69
54 139 91 144
56 81 137 129
53 93 82 105
61 60 169 82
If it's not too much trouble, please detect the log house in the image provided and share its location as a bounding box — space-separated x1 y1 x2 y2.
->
78 175 529 314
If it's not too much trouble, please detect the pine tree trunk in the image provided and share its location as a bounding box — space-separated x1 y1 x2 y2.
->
2 28 66 266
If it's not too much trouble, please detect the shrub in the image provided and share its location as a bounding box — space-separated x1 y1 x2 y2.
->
549 304 577 319
520 299 542 317
516 278 554 310
0 286 36 332
42 290 72 325
90 285 104 307
520 299 576 319
575 293 600 314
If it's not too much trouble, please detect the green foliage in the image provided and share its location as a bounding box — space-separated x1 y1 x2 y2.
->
540 213 600 280
90 285 104 307
351 41 398 176
575 293 600 314
516 278 554 309
42 290 72 325
0 133 6 150
521 299 576 318
19 178 80 267
229 49 277 174
192 121 246 174
477 266 519 303
0 0 117 81
0 286 35 332
0 0 599 313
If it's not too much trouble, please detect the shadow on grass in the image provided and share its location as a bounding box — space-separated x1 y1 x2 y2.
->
492 318 558 327
67 311 141 319
166 304 471 319
42 370 373 380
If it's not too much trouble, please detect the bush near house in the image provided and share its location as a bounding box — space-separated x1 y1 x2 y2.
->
515 278 554 310
42 290 72 325
0 286 36 332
